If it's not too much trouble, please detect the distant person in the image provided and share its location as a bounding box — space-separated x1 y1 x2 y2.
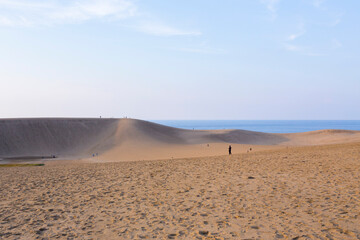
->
228 145 232 155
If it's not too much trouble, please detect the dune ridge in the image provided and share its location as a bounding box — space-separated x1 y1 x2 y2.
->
1 118 360 162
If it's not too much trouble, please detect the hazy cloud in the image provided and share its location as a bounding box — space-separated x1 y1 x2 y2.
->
178 47 226 54
0 0 202 38
0 0 137 26
331 13 343 26
261 0 280 19
287 31 305 41
285 44 303 52
332 39 342 49
312 0 326 8
135 22 202 37
284 44 324 56
287 22 306 41
261 0 280 13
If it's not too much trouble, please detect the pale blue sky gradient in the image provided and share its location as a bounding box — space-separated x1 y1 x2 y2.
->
0 0 359 119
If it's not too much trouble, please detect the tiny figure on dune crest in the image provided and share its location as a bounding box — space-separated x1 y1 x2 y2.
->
228 145 232 155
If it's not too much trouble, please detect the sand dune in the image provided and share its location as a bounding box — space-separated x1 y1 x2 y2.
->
282 129 360 145
1 119 360 239
0 118 118 159
1 118 360 162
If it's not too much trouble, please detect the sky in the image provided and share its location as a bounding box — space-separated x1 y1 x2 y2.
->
0 0 359 120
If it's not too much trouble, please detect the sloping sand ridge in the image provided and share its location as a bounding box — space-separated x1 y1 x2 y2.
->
1 118 360 162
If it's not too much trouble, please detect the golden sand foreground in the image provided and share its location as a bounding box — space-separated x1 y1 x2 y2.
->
1 142 359 239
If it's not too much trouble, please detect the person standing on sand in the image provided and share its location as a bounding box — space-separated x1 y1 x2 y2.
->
228 145 232 155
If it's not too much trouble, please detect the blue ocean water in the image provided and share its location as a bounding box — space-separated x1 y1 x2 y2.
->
152 120 360 133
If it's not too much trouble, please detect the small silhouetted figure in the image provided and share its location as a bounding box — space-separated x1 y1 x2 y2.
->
228 145 232 155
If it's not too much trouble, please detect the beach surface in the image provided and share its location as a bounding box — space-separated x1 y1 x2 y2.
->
1 142 359 239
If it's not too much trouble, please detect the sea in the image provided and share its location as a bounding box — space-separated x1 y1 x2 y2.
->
152 120 360 133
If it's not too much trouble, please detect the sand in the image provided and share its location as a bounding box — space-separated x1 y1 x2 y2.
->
1 118 360 239
1 142 359 239
2 118 360 162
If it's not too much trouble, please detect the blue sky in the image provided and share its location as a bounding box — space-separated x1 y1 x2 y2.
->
0 0 359 120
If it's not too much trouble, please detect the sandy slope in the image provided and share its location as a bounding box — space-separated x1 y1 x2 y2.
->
0 118 118 159
1 118 360 162
282 129 360 145
0 118 286 162
96 119 288 161
1 142 359 239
